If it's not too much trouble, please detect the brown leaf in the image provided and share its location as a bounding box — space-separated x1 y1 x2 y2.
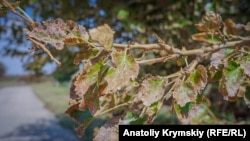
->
220 61 244 101
93 126 118 141
89 24 114 50
73 48 100 65
65 103 79 119
135 75 168 106
103 51 139 94
240 57 250 77
26 19 89 50
192 32 221 44
210 49 234 69
224 19 238 35
187 65 207 94
175 103 213 124
173 82 196 107
70 61 105 110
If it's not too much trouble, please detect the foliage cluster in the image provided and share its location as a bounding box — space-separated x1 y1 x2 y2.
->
1 0 250 140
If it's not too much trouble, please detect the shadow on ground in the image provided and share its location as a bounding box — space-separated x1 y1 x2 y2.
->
0 119 81 141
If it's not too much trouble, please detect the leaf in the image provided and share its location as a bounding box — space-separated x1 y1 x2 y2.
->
93 126 118 141
173 82 196 107
119 112 147 125
187 65 207 94
210 49 234 69
73 48 100 65
173 102 215 124
117 9 129 20
0 1 20 17
224 19 238 35
192 32 221 44
89 24 114 50
26 18 89 50
119 112 137 124
144 101 163 123
64 107 94 137
70 61 105 110
220 61 244 101
65 107 92 123
103 51 139 94
135 75 168 106
240 56 250 77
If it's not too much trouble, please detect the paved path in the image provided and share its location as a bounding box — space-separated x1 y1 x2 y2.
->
0 86 80 141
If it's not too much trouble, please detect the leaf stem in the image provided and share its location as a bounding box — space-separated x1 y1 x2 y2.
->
94 101 132 117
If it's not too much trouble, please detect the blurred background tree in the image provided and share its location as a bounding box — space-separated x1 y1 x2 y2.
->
0 62 6 78
1 0 250 123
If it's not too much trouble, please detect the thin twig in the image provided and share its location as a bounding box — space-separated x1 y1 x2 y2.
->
3 0 34 25
114 39 250 57
28 37 62 66
137 54 179 65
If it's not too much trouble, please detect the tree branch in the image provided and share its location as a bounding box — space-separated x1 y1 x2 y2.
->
114 39 250 56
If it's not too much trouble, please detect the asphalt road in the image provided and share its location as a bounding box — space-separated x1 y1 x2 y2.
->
0 85 80 141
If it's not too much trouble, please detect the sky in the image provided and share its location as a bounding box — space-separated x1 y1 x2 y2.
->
0 7 56 76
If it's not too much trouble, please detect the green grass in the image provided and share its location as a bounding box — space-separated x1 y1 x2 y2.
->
31 80 106 140
31 81 70 115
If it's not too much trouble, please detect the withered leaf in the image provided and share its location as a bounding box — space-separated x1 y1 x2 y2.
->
84 81 108 114
174 102 214 124
70 61 105 110
135 75 168 106
173 82 196 107
220 61 244 101
73 48 100 65
224 19 238 35
103 51 139 94
89 24 114 50
93 126 118 141
210 49 234 69
187 65 207 94
26 18 89 50
240 56 250 77
192 32 221 44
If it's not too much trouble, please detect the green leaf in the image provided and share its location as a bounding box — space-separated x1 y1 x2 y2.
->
103 51 139 94
135 75 167 106
26 19 89 50
173 82 196 107
187 65 207 94
117 9 129 20
220 61 244 101
89 24 114 50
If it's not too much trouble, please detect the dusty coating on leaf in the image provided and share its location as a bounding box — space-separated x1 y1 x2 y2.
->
70 61 103 110
136 75 168 106
240 57 250 77
93 126 118 141
175 103 210 124
187 65 207 94
220 61 244 101
103 51 139 94
26 18 89 50
89 24 114 50
173 82 196 107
